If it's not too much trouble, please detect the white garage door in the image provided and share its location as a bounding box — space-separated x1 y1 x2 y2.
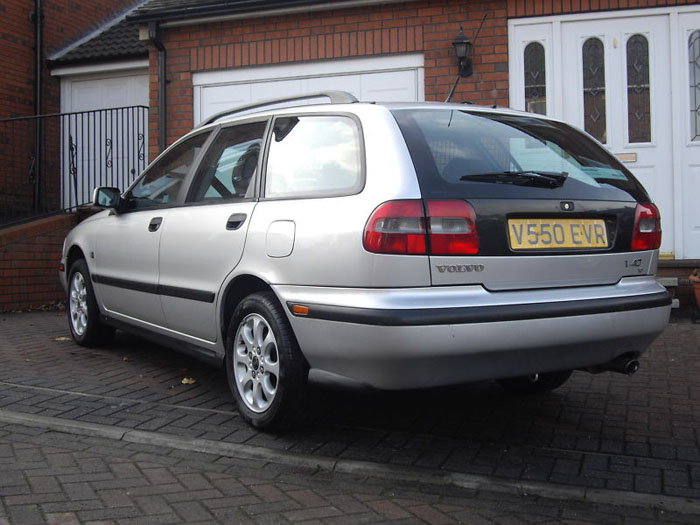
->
59 69 149 207
193 54 424 125
62 72 148 113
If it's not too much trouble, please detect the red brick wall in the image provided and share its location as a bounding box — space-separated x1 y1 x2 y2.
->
0 0 136 221
149 0 510 156
0 0 138 120
0 1 36 119
148 0 700 157
0 214 77 312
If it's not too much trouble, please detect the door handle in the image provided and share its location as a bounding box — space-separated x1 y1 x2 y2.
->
226 213 247 231
148 217 163 232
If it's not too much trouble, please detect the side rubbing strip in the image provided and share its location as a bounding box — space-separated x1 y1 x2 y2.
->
92 274 158 295
286 292 670 326
92 274 215 303
159 284 216 303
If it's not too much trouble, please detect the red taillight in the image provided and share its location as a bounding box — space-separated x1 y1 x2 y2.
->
631 203 661 251
364 199 479 255
427 200 479 255
364 200 427 254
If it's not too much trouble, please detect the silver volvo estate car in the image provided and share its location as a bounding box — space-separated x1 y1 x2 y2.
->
60 91 671 429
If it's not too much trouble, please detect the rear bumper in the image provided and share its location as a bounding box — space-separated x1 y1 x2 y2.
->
274 277 670 390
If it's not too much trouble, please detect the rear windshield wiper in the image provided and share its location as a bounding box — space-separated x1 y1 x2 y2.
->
459 170 568 187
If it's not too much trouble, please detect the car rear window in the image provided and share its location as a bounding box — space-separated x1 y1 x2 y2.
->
391 109 649 202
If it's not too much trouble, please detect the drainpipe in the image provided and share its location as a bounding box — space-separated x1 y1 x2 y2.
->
148 22 166 153
33 0 43 212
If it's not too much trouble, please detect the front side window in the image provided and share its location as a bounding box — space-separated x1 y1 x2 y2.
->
187 121 267 203
265 115 363 199
128 132 209 210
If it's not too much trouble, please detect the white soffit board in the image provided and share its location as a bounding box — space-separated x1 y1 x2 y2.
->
192 54 424 125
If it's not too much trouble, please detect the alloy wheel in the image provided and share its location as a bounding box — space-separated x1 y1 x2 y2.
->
69 272 88 336
233 313 280 413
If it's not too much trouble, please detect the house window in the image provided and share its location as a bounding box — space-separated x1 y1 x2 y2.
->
582 37 606 143
626 34 651 143
524 42 546 115
690 30 700 141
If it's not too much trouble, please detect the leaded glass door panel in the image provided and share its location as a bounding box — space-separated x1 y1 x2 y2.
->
561 16 673 255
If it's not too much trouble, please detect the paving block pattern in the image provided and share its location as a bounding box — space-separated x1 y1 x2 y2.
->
0 311 699 501
0 422 692 524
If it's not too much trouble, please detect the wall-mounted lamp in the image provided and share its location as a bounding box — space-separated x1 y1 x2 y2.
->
452 26 473 77
445 16 487 103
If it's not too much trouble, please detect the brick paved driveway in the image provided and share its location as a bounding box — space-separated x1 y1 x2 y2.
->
3 421 692 524
0 311 698 502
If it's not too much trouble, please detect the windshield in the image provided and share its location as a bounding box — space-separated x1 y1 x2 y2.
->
391 109 649 202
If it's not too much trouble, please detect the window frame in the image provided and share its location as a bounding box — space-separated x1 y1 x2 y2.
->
625 32 652 145
183 117 271 208
523 41 547 115
121 128 215 212
689 29 700 142
259 112 366 201
581 36 608 144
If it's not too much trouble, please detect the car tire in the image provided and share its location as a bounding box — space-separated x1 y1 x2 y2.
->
225 291 310 430
67 258 115 347
497 370 573 394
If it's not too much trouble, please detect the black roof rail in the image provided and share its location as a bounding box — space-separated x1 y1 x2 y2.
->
196 90 359 128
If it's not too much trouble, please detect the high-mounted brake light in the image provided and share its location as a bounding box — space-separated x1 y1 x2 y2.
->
364 200 427 254
427 200 479 255
631 203 661 251
364 199 479 255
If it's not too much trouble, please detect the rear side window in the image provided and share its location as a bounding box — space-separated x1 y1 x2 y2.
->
264 115 363 199
391 109 649 202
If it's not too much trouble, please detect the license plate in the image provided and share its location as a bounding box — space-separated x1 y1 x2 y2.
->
508 218 608 250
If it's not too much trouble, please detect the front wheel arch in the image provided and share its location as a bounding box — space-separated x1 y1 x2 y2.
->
66 245 87 274
66 258 114 346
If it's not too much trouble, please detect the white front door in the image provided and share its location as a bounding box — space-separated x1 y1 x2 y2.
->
560 16 673 254
509 9 700 258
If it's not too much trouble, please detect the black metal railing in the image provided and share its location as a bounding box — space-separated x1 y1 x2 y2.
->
0 106 149 226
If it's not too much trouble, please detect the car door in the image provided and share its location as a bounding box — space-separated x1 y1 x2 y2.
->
158 119 268 342
93 131 211 327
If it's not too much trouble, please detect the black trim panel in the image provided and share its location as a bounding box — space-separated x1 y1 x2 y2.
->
92 274 215 303
287 291 671 326
101 315 223 368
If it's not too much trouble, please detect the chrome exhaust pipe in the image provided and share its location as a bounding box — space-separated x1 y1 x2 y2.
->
623 360 640 375
584 356 640 375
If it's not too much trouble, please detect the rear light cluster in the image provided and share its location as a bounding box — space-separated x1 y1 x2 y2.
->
631 203 662 251
364 200 479 255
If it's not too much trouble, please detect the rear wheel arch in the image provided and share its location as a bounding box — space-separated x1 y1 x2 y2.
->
220 274 278 348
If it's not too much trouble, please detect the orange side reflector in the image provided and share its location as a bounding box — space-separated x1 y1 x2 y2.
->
292 305 309 316
58 263 65 272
